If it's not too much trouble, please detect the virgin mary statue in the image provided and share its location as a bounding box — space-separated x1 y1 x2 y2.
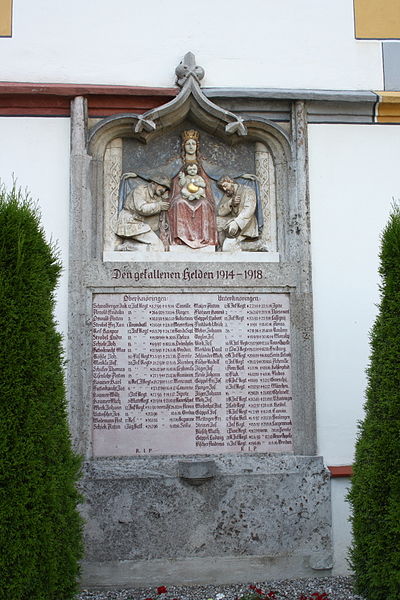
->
167 130 218 249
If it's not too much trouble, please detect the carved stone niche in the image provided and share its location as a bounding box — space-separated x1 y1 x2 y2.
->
87 53 294 264
101 129 280 259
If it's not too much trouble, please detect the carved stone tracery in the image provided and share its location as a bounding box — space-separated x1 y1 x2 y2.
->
91 53 289 261
103 137 122 252
255 142 277 252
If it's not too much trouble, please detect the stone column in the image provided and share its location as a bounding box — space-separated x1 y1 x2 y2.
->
68 96 92 456
103 138 122 252
255 141 277 252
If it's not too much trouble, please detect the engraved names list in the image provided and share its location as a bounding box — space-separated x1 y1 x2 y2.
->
92 293 293 456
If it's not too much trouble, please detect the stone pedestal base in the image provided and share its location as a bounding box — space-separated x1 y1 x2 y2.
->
81 554 333 589
79 455 333 588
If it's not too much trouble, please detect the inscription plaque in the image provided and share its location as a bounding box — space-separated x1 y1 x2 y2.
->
92 293 293 456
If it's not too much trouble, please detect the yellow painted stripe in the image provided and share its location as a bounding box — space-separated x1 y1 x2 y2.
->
375 92 400 123
0 0 12 37
354 0 400 39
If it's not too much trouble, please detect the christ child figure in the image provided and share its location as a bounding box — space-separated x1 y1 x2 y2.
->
178 163 206 201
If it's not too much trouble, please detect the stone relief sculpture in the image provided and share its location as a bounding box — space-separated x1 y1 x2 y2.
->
167 129 218 250
216 176 259 252
100 53 281 259
113 128 266 254
115 175 171 252
178 164 206 201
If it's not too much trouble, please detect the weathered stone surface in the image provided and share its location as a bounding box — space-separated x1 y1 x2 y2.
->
80 554 332 588
79 456 331 573
69 57 329 588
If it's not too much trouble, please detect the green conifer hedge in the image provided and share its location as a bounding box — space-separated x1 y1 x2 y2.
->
0 184 83 600
348 205 400 600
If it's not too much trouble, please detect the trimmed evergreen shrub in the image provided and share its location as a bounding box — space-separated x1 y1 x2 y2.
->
348 204 400 600
0 184 83 600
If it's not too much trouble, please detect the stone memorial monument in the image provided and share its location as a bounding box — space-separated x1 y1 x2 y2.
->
69 53 332 587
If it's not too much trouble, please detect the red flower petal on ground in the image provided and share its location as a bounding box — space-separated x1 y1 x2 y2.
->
249 585 257 591
157 586 168 595
255 589 263 595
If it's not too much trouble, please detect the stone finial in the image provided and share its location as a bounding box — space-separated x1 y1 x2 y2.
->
175 52 205 87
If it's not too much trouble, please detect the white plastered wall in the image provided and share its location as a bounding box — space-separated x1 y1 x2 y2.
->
331 477 352 574
0 117 70 337
1 0 382 90
309 123 400 574
309 123 400 465
1 116 399 576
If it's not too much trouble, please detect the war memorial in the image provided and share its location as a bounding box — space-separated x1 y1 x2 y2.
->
66 54 332 587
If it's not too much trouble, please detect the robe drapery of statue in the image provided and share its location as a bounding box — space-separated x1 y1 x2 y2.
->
168 130 218 249
114 129 262 252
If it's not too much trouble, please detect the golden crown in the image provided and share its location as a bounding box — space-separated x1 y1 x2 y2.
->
181 129 200 143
